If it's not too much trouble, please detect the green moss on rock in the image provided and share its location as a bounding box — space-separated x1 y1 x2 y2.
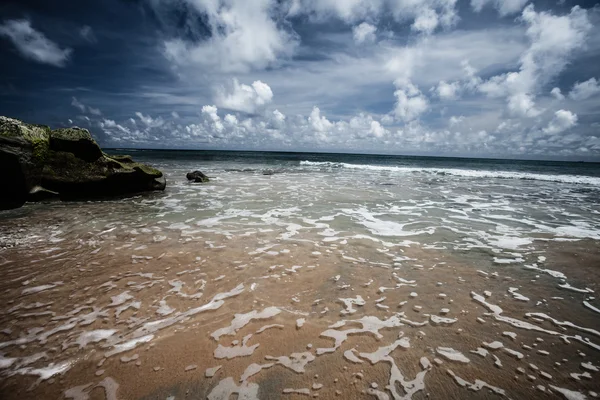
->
51 127 95 142
2 115 166 205
0 116 50 165
50 127 102 161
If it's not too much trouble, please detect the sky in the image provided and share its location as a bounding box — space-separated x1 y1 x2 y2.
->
1 0 600 160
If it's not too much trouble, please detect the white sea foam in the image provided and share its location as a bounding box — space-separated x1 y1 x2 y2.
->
299 161 600 185
436 347 470 363
211 307 281 340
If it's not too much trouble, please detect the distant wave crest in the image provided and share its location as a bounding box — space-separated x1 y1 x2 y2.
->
299 161 600 185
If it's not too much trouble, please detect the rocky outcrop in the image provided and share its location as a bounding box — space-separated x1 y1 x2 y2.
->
0 116 166 210
50 127 103 162
186 170 210 183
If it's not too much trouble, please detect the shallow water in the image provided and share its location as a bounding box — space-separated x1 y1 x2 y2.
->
1 151 599 399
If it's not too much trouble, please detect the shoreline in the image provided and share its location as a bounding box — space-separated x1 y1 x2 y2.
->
0 221 598 399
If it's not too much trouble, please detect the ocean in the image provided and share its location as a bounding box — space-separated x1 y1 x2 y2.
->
1 150 599 399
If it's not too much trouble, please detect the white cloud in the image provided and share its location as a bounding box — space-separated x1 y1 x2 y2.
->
412 8 439 34
216 79 274 114
171 111 180 119
309 106 334 133
471 0 529 16
352 22 376 44
0 19 72 67
288 0 458 31
476 5 591 118
393 83 429 122
569 77 600 101
436 80 460 100
288 0 383 22
271 109 286 129
70 97 102 115
160 0 298 73
135 112 165 128
449 115 465 126
507 92 541 118
369 120 386 138
101 119 131 135
543 109 577 135
520 5 591 85
71 97 86 112
550 87 564 100
201 105 224 133
224 114 238 126
89 107 102 116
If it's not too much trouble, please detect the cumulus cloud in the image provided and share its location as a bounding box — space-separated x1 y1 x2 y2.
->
224 114 238 126
352 22 376 44
476 5 591 118
368 120 386 138
160 0 298 73
135 112 164 128
0 19 72 67
543 109 578 135
289 0 458 32
471 0 528 16
568 77 600 101
507 92 541 118
308 106 334 133
101 119 131 135
201 105 224 133
393 83 429 122
449 115 465 126
412 8 440 34
216 79 273 114
271 110 286 129
436 80 460 100
550 87 564 100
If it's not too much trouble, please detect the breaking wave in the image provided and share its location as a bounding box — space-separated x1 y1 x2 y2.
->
299 161 600 185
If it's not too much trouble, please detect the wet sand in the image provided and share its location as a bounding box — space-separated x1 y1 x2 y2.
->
0 208 599 400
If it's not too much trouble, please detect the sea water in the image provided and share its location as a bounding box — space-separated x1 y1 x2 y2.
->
0 151 599 399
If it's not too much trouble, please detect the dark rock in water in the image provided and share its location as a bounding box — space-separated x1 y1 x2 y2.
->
0 116 166 210
262 168 285 175
186 170 209 183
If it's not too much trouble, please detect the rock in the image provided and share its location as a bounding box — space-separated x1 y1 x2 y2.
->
186 170 209 183
0 116 50 209
0 116 166 209
41 151 166 199
50 127 103 162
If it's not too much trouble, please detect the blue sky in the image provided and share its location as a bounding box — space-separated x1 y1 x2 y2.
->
1 0 600 160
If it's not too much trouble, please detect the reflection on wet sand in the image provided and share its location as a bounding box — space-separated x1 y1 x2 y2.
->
0 207 599 399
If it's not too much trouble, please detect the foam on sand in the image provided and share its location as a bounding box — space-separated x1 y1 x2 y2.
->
211 307 281 340
436 347 470 363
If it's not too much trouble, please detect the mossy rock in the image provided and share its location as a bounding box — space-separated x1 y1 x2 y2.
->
1 115 166 208
0 116 50 165
109 154 135 164
0 116 50 209
42 150 165 198
186 170 210 183
50 127 102 162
